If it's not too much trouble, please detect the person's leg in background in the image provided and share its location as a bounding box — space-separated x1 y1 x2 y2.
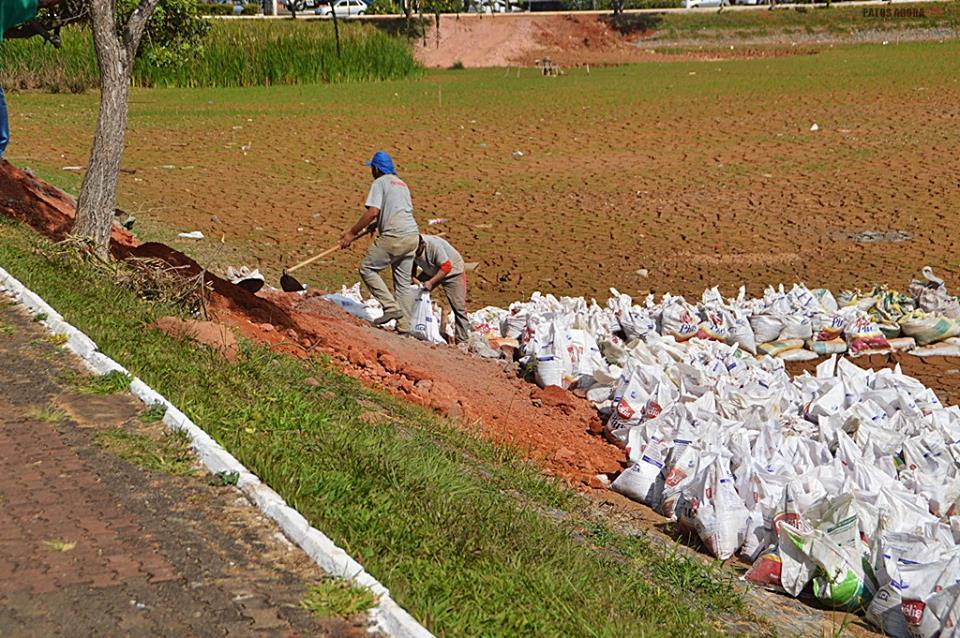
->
442 272 470 344
0 86 11 159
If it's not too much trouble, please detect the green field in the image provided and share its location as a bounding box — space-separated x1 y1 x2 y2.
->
649 1 960 37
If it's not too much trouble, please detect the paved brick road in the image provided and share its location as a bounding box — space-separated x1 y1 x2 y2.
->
0 300 370 637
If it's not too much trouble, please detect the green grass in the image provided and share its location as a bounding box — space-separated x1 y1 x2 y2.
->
0 220 765 637
96 426 199 476
27 405 68 423
0 20 420 91
66 370 133 395
648 1 960 38
140 403 169 423
300 580 379 619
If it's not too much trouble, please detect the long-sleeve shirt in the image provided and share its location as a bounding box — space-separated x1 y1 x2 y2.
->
1 0 39 42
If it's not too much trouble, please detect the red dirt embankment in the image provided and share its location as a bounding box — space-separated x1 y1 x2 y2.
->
415 13 660 68
0 162 624 486
0 161 137 249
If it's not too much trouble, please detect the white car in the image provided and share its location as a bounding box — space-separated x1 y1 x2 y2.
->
467 0 524 13
317 0 367 15
684 0 726 7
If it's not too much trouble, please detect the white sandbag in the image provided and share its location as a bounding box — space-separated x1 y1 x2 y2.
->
814 312 851 342
901 315 960 346
888 337 917 352
567 329 605 380
470 305 507 338
899 557 960 638
926 583 960 636
750 314 784 345
909 343 960 358
779 315 814 341
758 339 804 357
695 310 729 342
660 297 699 342
813 288 839 314
846 315 891 354
660 444 701 519
807 339 848 355
502 312 528 339
611 444 665 506
726 311 758 355
777 348 819 362
323 293 377 321
684 457 748 560
410 290 446 345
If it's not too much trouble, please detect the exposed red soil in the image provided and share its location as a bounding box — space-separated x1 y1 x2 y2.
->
0 161 623 485
150 316 240 362
412 12 929 68
415 14 665 68
0 160 137 250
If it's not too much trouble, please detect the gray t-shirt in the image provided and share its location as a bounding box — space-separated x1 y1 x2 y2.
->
365 173 418 237
415 235 464 278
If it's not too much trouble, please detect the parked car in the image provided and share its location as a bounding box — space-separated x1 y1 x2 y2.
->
316 0 368 16
466 0 524 13
684 0 726 7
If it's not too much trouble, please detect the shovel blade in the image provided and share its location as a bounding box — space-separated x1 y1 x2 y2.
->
235 278 265 294
280 272 306 292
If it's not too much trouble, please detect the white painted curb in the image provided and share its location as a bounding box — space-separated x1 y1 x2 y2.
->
0 265 433 638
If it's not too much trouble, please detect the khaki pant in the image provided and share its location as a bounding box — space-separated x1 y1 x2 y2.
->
359 233 419 332
442 272 470 344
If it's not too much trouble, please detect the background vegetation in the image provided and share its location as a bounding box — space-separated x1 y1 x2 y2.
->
0 20 420 91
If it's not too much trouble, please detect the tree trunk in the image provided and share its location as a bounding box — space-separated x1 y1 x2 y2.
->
330 2 341 58
74 0 159 256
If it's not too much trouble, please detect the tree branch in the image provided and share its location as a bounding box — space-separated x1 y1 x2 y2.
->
123 0 161 66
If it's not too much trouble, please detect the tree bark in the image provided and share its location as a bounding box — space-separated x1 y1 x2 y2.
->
74 0 159 256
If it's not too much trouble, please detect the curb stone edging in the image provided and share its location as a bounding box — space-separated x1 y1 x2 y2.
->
0 265 434 638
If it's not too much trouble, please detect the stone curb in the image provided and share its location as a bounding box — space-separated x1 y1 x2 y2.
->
0 265 434 638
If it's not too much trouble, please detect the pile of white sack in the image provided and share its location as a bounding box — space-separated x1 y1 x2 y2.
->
454 273 960 636
321 274 960 632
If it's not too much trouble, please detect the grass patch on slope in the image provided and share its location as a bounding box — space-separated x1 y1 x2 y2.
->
0 219 765 637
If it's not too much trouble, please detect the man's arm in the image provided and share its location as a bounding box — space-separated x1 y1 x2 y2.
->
422 260 452 291
340 206 378 249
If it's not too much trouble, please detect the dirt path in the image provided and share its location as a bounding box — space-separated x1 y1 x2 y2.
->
0 300 370 637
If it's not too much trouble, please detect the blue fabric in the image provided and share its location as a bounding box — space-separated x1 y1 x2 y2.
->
364 151 395 175
0 86 9 159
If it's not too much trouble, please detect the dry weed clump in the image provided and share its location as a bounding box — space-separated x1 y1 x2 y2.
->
37 236 211 318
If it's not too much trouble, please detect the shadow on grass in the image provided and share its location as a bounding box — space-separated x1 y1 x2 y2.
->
601 13 665 37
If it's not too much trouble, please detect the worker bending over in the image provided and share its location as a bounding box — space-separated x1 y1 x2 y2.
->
413 235 470 344
340 151 419 334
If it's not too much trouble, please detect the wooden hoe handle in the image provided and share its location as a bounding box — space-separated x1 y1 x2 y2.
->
285 227 374 274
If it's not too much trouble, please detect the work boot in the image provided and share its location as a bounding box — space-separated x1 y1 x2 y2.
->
372 310 403 327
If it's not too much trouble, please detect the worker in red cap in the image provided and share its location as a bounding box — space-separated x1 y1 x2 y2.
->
340 151 419 334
